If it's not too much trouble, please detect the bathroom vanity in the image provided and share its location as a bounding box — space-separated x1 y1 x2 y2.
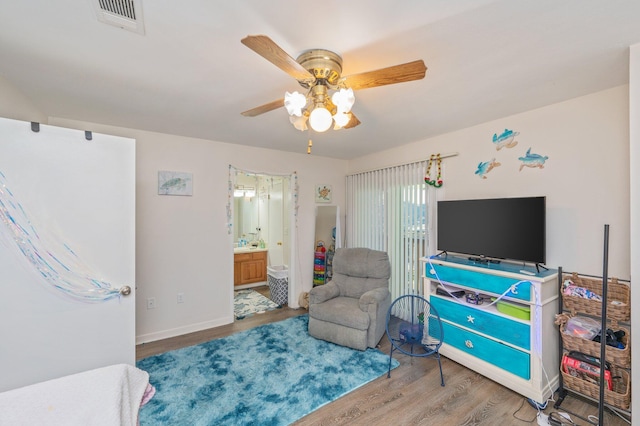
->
234 248 267 286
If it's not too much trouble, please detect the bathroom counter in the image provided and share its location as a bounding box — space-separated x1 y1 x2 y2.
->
234 247 268 254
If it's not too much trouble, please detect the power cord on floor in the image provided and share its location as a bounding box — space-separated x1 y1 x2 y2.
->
512 397 581 426
512 398 537 423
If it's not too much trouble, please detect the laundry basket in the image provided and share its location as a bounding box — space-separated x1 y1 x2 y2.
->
267 265 289 305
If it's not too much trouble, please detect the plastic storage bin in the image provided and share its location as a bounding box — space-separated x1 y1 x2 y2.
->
267 265 289 305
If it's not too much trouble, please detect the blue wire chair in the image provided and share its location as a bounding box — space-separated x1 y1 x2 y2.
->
386 294 445 386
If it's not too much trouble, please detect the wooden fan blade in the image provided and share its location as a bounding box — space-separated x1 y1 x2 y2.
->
341 60 427 90
343 113 361 129
241 98 284 117
241 35 314 82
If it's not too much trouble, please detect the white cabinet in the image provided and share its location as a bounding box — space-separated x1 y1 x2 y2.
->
424 255 559 404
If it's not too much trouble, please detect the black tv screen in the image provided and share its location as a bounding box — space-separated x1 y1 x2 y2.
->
437 196 546 264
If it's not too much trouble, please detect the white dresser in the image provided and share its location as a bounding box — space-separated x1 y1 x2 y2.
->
424 254 559 404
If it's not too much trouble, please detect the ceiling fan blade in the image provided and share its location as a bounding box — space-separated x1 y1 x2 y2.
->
343 113 361 129
341 60 427 90
241 98 284 117
241 35 314 82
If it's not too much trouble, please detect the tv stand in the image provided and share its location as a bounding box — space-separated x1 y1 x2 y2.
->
423 255 559 404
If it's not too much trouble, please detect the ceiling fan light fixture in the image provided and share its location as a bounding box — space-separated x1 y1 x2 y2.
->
309 106 333 132
333 111 350 129
332 88 355 113
290 114 308 131
241 35 428 144
284 91 307 116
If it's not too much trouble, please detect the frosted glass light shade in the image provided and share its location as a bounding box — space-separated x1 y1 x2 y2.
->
333 112 350 128
309 107 332 132
289 114 308 131
331 88 355 113
284 91 307 116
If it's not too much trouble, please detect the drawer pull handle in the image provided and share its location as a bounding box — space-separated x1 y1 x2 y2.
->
467 315 475 324
465 340 474 349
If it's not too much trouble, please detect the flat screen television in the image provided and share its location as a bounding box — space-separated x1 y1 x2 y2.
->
437 196 546 265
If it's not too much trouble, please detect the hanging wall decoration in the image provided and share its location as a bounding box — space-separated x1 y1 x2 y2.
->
424 154 444 187
315 185 332 203
474 158 501 179
292 171 299 227
492 128 519 150
0 170 127 302
518 148 549 171
227 165 234 235
158 171 193 196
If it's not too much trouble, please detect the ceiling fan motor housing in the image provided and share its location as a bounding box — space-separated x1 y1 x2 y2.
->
296 49 343 87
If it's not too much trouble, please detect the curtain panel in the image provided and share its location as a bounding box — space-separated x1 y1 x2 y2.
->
346 160 435 303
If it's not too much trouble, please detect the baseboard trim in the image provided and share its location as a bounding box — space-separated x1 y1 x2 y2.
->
136 316 233 345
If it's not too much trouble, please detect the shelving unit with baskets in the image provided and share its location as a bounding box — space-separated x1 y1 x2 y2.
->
555 269 632 423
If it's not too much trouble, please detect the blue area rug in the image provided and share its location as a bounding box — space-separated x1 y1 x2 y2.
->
137 315 398 426
234 289 280 319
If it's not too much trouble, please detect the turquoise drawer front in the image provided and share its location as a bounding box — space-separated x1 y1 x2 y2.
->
431 297 530 350
426 264 531 301
442 321 531 380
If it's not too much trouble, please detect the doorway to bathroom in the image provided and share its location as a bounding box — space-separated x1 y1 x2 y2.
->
230 167 295 319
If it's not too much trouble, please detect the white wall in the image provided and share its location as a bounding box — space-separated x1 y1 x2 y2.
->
628 43 639 420
349 86 631 280
0 75 47 123
49 117 348 343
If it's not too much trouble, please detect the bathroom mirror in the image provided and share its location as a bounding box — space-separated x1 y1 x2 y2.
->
234 196 259 241
234 174 259 241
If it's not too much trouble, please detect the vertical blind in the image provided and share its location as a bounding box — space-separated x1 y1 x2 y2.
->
346 160 434 303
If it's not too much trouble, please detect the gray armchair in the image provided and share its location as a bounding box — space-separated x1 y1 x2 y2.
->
308 248 391 351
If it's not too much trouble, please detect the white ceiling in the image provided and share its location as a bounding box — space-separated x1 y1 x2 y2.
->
1 0 639 159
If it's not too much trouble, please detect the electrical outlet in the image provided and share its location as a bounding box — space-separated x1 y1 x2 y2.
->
177 293 184 304
147 297 156 309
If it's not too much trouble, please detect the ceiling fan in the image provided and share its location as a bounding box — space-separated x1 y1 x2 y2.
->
240 35 427 134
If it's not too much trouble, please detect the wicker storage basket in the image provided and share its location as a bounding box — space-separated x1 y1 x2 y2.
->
561 361 630 410
562 273 630 323
560 323 630 368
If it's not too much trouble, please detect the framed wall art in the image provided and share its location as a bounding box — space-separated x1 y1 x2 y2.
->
315 184 332 203
158 171 193 196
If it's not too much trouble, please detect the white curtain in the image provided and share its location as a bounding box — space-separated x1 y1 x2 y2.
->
346 160 435 303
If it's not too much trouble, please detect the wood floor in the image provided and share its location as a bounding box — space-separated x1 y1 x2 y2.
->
136 286 630 426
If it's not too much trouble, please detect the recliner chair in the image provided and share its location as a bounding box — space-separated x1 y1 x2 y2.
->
308 247 391 351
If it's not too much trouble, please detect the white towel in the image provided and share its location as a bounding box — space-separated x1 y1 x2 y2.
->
0 364 151 426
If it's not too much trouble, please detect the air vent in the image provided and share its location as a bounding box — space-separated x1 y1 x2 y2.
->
91 0 145 34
